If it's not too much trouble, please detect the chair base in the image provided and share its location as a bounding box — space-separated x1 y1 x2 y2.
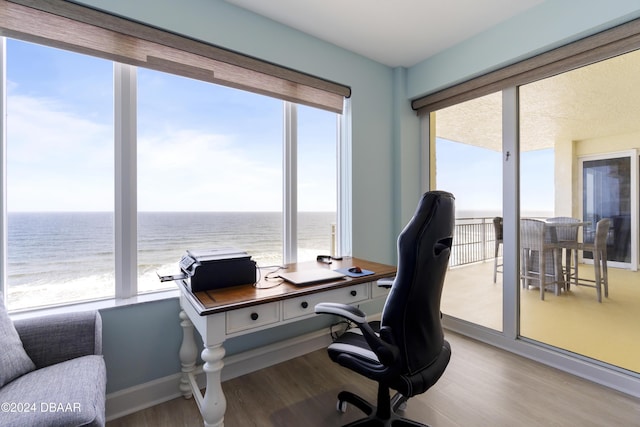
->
338 390 429 427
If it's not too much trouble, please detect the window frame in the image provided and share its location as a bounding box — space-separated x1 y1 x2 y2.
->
0 39 351 310
0 0 352 309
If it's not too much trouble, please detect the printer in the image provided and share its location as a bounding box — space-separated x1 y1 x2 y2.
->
159 248 256 292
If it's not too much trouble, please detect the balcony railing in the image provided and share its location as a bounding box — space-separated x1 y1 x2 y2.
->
451 217 499 268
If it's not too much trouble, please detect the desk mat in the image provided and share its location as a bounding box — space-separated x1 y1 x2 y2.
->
334 267 375 278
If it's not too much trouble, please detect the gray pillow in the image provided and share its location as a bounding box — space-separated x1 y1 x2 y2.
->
0 299 35 387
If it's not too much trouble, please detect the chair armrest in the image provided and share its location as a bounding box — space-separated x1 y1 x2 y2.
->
315 302 398 366
314 302 367 324
14 310 103 369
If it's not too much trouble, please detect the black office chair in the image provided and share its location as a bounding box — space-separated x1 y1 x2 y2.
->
315 191 455 426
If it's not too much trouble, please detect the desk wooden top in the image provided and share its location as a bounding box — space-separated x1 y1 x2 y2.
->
179 257 396 316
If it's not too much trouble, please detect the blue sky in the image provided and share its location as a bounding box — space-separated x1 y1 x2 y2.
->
7 37 552 216
6 38 337 212
436 138 555 216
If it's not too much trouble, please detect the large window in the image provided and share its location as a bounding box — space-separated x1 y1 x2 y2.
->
1 38 343 309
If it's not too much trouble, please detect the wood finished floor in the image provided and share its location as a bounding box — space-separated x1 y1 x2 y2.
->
106 331 640 427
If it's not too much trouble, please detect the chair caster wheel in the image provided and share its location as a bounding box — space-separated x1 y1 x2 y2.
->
337 399 348 413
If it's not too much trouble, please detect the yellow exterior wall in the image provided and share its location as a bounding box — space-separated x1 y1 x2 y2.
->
576 131 640 156
559 132 640 219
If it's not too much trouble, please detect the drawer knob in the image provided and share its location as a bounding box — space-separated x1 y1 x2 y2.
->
350 290 357 297
250 312 259 321
301 301 309 309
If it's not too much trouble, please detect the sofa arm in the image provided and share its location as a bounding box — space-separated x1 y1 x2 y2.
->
13 310 102 369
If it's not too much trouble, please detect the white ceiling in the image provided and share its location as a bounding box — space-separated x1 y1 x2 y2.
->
224 0 546 67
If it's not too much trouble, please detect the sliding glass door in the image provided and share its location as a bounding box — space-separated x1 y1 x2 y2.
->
580 152 638 270
431 46 640 375
518 52 640 373
433 92 504 332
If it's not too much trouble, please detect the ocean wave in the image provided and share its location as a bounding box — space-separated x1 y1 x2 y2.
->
6 211 336 308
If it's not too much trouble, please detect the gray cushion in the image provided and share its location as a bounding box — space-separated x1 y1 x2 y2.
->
15 311 102 368
0 355 106 427
0 300 35 387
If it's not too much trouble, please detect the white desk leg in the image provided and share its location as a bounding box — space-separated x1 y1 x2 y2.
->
179 310 198 399
201 344 226 427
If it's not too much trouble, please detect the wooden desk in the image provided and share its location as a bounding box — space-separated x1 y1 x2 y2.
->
178 257 396 427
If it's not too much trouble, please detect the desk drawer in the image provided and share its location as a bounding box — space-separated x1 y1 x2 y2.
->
226 302 280 334
371 282 391 299
283 283 369 320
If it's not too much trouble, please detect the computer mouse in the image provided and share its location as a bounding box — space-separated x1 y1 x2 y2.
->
348 266 362 274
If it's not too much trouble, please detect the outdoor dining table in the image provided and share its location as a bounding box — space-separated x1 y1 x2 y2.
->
544 219 590 288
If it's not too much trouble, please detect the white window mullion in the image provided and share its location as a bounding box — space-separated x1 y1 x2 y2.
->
114 63 137 299
0 37 6 304
337 98 352 257
419 112 430 193
502 86 520 339
283 102 298 264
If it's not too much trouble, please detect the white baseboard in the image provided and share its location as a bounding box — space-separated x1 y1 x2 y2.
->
105 372 194 422
105 328 333 421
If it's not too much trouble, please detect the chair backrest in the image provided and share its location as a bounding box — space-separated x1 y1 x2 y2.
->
547 216 579 241
493 217 503 241
594 218 611 249
380 191 455 375
520 218 546 251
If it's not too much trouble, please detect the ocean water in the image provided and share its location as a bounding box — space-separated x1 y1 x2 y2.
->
6 211 335 309
7 210 529 309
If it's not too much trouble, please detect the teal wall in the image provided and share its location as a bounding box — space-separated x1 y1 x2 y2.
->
74 0 640 394
100 299 183 392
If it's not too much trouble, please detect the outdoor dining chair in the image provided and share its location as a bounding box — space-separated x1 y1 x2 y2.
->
575 218 611 302
520 218 563 300
546 216 580 288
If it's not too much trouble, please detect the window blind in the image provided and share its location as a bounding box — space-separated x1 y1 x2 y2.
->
0 0 351 113
411 16 640 115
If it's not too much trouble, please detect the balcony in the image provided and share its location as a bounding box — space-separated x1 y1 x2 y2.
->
444 217 640 374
